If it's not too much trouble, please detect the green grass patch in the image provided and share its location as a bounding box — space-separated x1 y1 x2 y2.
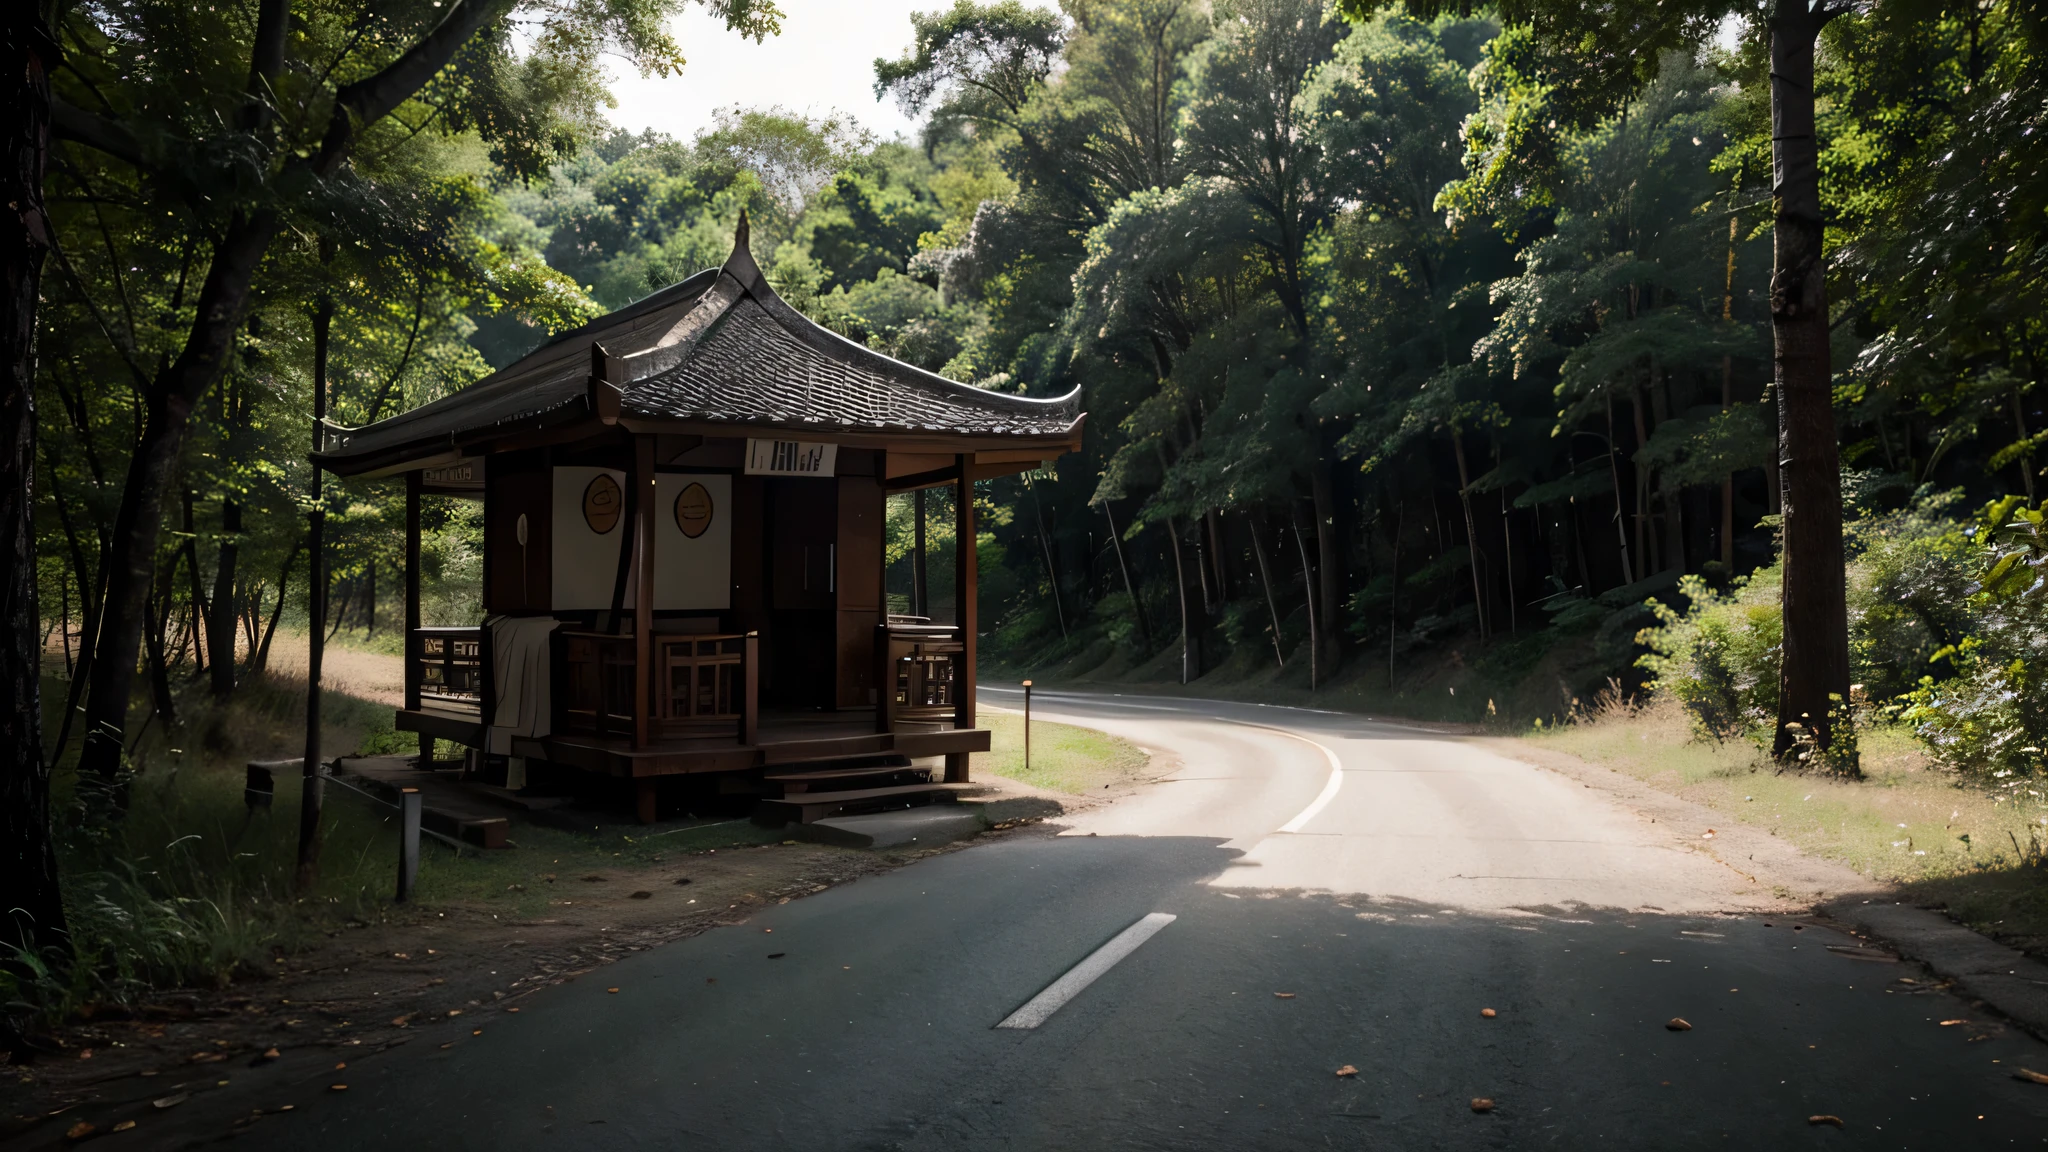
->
971 708 1150 795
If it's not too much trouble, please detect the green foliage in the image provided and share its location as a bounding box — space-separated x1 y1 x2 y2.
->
1638 570 1782 743
1899 498 2048 787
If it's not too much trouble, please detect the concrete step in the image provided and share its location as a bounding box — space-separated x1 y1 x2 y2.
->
754 782 971 825
792 806 988 849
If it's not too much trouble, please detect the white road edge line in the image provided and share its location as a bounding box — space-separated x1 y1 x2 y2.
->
996 912 1178 1030
1225 721 1345 833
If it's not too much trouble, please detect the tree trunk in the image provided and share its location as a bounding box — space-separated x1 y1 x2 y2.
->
1291 508 1319 690
1026 476 1067 638
1246 510 1285 670
298 256 333 892
1165 514 1197 683
1102 501 1151 650
1450 429 1489 641
1308 460 1341 674
1386 501 1403 687
77 209 282 781
254 539 299 673
207 499 240 696
1768 1 1853 767
1 0 67 992
1721 213 1739 570
1204 509 1229 607
1605 393 1636 585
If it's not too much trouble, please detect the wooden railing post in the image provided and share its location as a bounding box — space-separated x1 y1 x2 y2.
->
739 631 759 745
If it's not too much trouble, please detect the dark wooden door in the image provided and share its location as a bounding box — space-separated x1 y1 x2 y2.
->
766 478 837 707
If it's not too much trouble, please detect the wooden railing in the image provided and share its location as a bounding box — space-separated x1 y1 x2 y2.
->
559 630 758 745
875 621 963 732
413 626 484 712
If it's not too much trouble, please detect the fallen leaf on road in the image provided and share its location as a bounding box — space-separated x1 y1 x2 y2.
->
767 953 786 959
334 1062 346 1070
1481 1008 1497 1019
261 1047 280 1060
439 1042 454 1050
675 877 692 885
507 1007 520 1013
329 1085 348 1092
2013 1068 2048 1085
110 1121 134 1133
447 1009 463 1017
1470 1098 1495 1113
581 875 606 883
1274 992 1296 999
77 1049 92 1060
152 1095 188 1110
607 988 620 994
1666 1018 1692 1031
392 953 409 960
630 891 652 899
1939 1019 1968 1027
390 1014 413 1027
1335 1065 1357 1077
1702 830 1716 839
1807 1115 1843 1127
64 1121 94 1140
472 1029 482 1036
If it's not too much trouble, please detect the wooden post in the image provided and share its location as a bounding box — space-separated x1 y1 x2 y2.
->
632 437 655 749
396 788 421 902
874 622 893 735
739 631 759 745
1022 679 1032 774
405 471 422 708
947 456 977 783
912 487 927 617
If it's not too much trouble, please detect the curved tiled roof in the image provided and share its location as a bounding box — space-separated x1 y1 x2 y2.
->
317 222 1082 475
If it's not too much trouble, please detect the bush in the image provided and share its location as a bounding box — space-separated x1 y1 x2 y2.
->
1899 497 2048 788
1638 568 1782 743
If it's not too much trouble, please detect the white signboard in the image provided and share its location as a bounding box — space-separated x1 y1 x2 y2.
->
744 438 837 476
552 467 628 610
653 473 731 610
549 467 733 611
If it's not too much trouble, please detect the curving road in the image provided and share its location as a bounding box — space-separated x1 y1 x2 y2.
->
162 691 2048 1147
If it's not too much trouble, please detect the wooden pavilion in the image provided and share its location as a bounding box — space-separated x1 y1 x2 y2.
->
314 220 1083 822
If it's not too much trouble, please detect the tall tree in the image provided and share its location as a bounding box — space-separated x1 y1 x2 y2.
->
1340 0 1854 760
55 0 781 783
1 0 66 993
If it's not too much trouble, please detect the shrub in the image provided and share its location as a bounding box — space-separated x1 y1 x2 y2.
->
1899 497 2048 789
1637 568 1782 743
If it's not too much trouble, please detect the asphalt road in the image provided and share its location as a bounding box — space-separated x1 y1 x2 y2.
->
252 692 2048 1146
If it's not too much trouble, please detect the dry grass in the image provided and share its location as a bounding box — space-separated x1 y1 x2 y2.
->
1526 699 2048 953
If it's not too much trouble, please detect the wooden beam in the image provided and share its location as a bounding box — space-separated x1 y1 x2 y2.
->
947 454 977 784
632 436 655 748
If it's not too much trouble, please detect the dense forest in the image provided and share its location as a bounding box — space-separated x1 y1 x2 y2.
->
6 0 2048 1010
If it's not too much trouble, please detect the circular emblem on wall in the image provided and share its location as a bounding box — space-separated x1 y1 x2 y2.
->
582 474 622 534
674 481 714 539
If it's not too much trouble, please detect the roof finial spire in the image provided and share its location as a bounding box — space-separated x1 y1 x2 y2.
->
735 208 750 252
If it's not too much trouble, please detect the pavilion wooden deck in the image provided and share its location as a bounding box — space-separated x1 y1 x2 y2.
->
395 705 989 780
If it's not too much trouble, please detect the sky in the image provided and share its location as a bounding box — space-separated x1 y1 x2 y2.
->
605 0 937 144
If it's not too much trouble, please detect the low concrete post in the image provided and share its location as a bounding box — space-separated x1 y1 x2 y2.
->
1022 680 1033 774
396 788 422 903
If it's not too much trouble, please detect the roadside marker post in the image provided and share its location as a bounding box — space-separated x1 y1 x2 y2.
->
1022 680 1033 772
396 788 422 902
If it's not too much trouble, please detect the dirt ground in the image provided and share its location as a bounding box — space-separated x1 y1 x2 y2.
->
1 835 999 1140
